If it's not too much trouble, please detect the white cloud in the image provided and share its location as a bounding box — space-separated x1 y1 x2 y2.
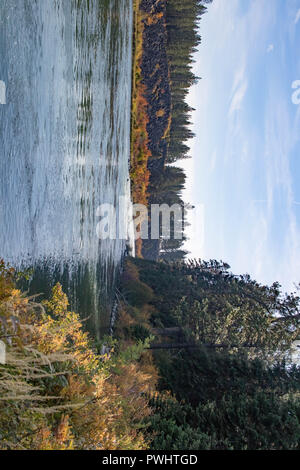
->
228 80 248 115
226 77 300 291
231 63 246 92
294 8 300 24
185 0 300 291
261 92 300 291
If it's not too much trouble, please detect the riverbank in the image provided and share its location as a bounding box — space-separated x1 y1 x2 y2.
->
130 0 151 209
0 260 156 449
130 0 172 258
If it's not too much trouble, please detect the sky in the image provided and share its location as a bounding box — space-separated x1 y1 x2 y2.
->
182 0 300 293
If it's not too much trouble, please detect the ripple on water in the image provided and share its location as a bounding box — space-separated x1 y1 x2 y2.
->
0 0 134 337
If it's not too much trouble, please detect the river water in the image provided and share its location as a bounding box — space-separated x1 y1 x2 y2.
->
0 0 133 337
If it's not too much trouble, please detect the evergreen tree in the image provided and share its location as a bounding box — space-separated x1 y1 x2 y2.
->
148 350 300 450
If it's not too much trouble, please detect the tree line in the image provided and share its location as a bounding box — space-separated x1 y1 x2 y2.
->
166 0 211 163
119 257 300 450
139 0 212 260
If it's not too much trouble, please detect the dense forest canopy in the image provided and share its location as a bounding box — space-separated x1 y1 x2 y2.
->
119 257 300 450
138 0 213 260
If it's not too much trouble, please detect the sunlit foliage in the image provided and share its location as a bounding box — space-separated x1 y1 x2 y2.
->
0 261 155 450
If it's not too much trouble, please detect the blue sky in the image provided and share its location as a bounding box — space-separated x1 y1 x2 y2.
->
182 0 300 293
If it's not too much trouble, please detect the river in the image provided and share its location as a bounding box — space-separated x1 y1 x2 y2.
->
0 0 134 337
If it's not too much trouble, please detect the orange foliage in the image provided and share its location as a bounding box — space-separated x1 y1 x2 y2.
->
131 82 151 207
0 272 156 450
156 109 165 118
0 259 15 301
135 237 143 258
130 1 171 259
146 11 164 25
131 2 154 257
